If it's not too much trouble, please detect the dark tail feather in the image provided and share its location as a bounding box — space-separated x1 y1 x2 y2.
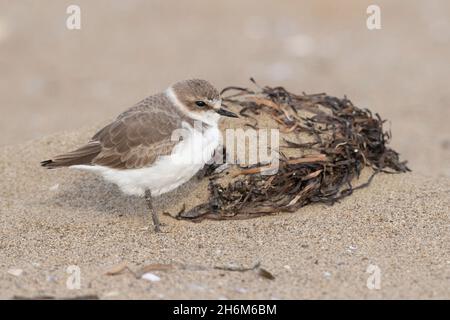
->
40 159 57 168
40 142 102 169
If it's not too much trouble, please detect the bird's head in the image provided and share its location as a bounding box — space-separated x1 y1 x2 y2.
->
167 79 238 124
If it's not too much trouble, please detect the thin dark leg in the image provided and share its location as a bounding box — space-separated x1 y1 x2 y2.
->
144 190 161 232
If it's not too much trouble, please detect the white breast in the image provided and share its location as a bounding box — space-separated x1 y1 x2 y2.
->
72 124 221 197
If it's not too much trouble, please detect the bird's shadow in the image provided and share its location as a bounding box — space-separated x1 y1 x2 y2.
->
44 172 204 217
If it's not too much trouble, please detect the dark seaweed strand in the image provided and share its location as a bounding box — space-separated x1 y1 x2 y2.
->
178 81 409 221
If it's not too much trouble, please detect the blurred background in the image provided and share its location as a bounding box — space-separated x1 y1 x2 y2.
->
0 0 449 177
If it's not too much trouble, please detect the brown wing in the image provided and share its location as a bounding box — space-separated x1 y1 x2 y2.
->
41 94 183 170
91 109 181 169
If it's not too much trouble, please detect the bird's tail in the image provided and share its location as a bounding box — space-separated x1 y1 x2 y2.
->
41 142 101 169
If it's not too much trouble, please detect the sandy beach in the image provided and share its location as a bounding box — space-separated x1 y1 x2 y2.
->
0 130 449 299
0 0 449 299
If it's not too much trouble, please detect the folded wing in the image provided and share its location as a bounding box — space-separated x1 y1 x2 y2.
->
41 109 180 170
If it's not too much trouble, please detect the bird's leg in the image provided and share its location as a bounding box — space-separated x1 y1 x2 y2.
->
144 190 161 232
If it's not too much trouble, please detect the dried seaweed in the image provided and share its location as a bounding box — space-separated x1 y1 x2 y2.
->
214 261 261 272
103 261 270 279
258 268 276 280
105 262 175 278
178 80 409 221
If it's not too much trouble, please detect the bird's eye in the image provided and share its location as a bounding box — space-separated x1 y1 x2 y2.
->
195 101 206 107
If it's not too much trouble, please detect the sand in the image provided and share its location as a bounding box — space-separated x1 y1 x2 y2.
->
0 0 449 299
0 129 449 299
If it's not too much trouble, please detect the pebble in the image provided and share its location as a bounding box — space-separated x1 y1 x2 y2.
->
141 273 160 282
8 268 23 277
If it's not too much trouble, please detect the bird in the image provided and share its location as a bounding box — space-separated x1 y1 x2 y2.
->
41 79 238 232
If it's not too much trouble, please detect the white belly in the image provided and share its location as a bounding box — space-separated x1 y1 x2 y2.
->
72 125 221 197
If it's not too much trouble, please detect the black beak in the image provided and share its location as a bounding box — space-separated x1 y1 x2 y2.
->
217 107 238 118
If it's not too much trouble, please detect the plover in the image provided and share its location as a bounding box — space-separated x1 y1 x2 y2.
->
41 79 238 232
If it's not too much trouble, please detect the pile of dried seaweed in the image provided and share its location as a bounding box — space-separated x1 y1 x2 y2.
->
177 79 409 221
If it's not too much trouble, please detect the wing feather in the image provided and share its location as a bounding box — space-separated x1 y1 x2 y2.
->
92 109 181 169
41 93 184 170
